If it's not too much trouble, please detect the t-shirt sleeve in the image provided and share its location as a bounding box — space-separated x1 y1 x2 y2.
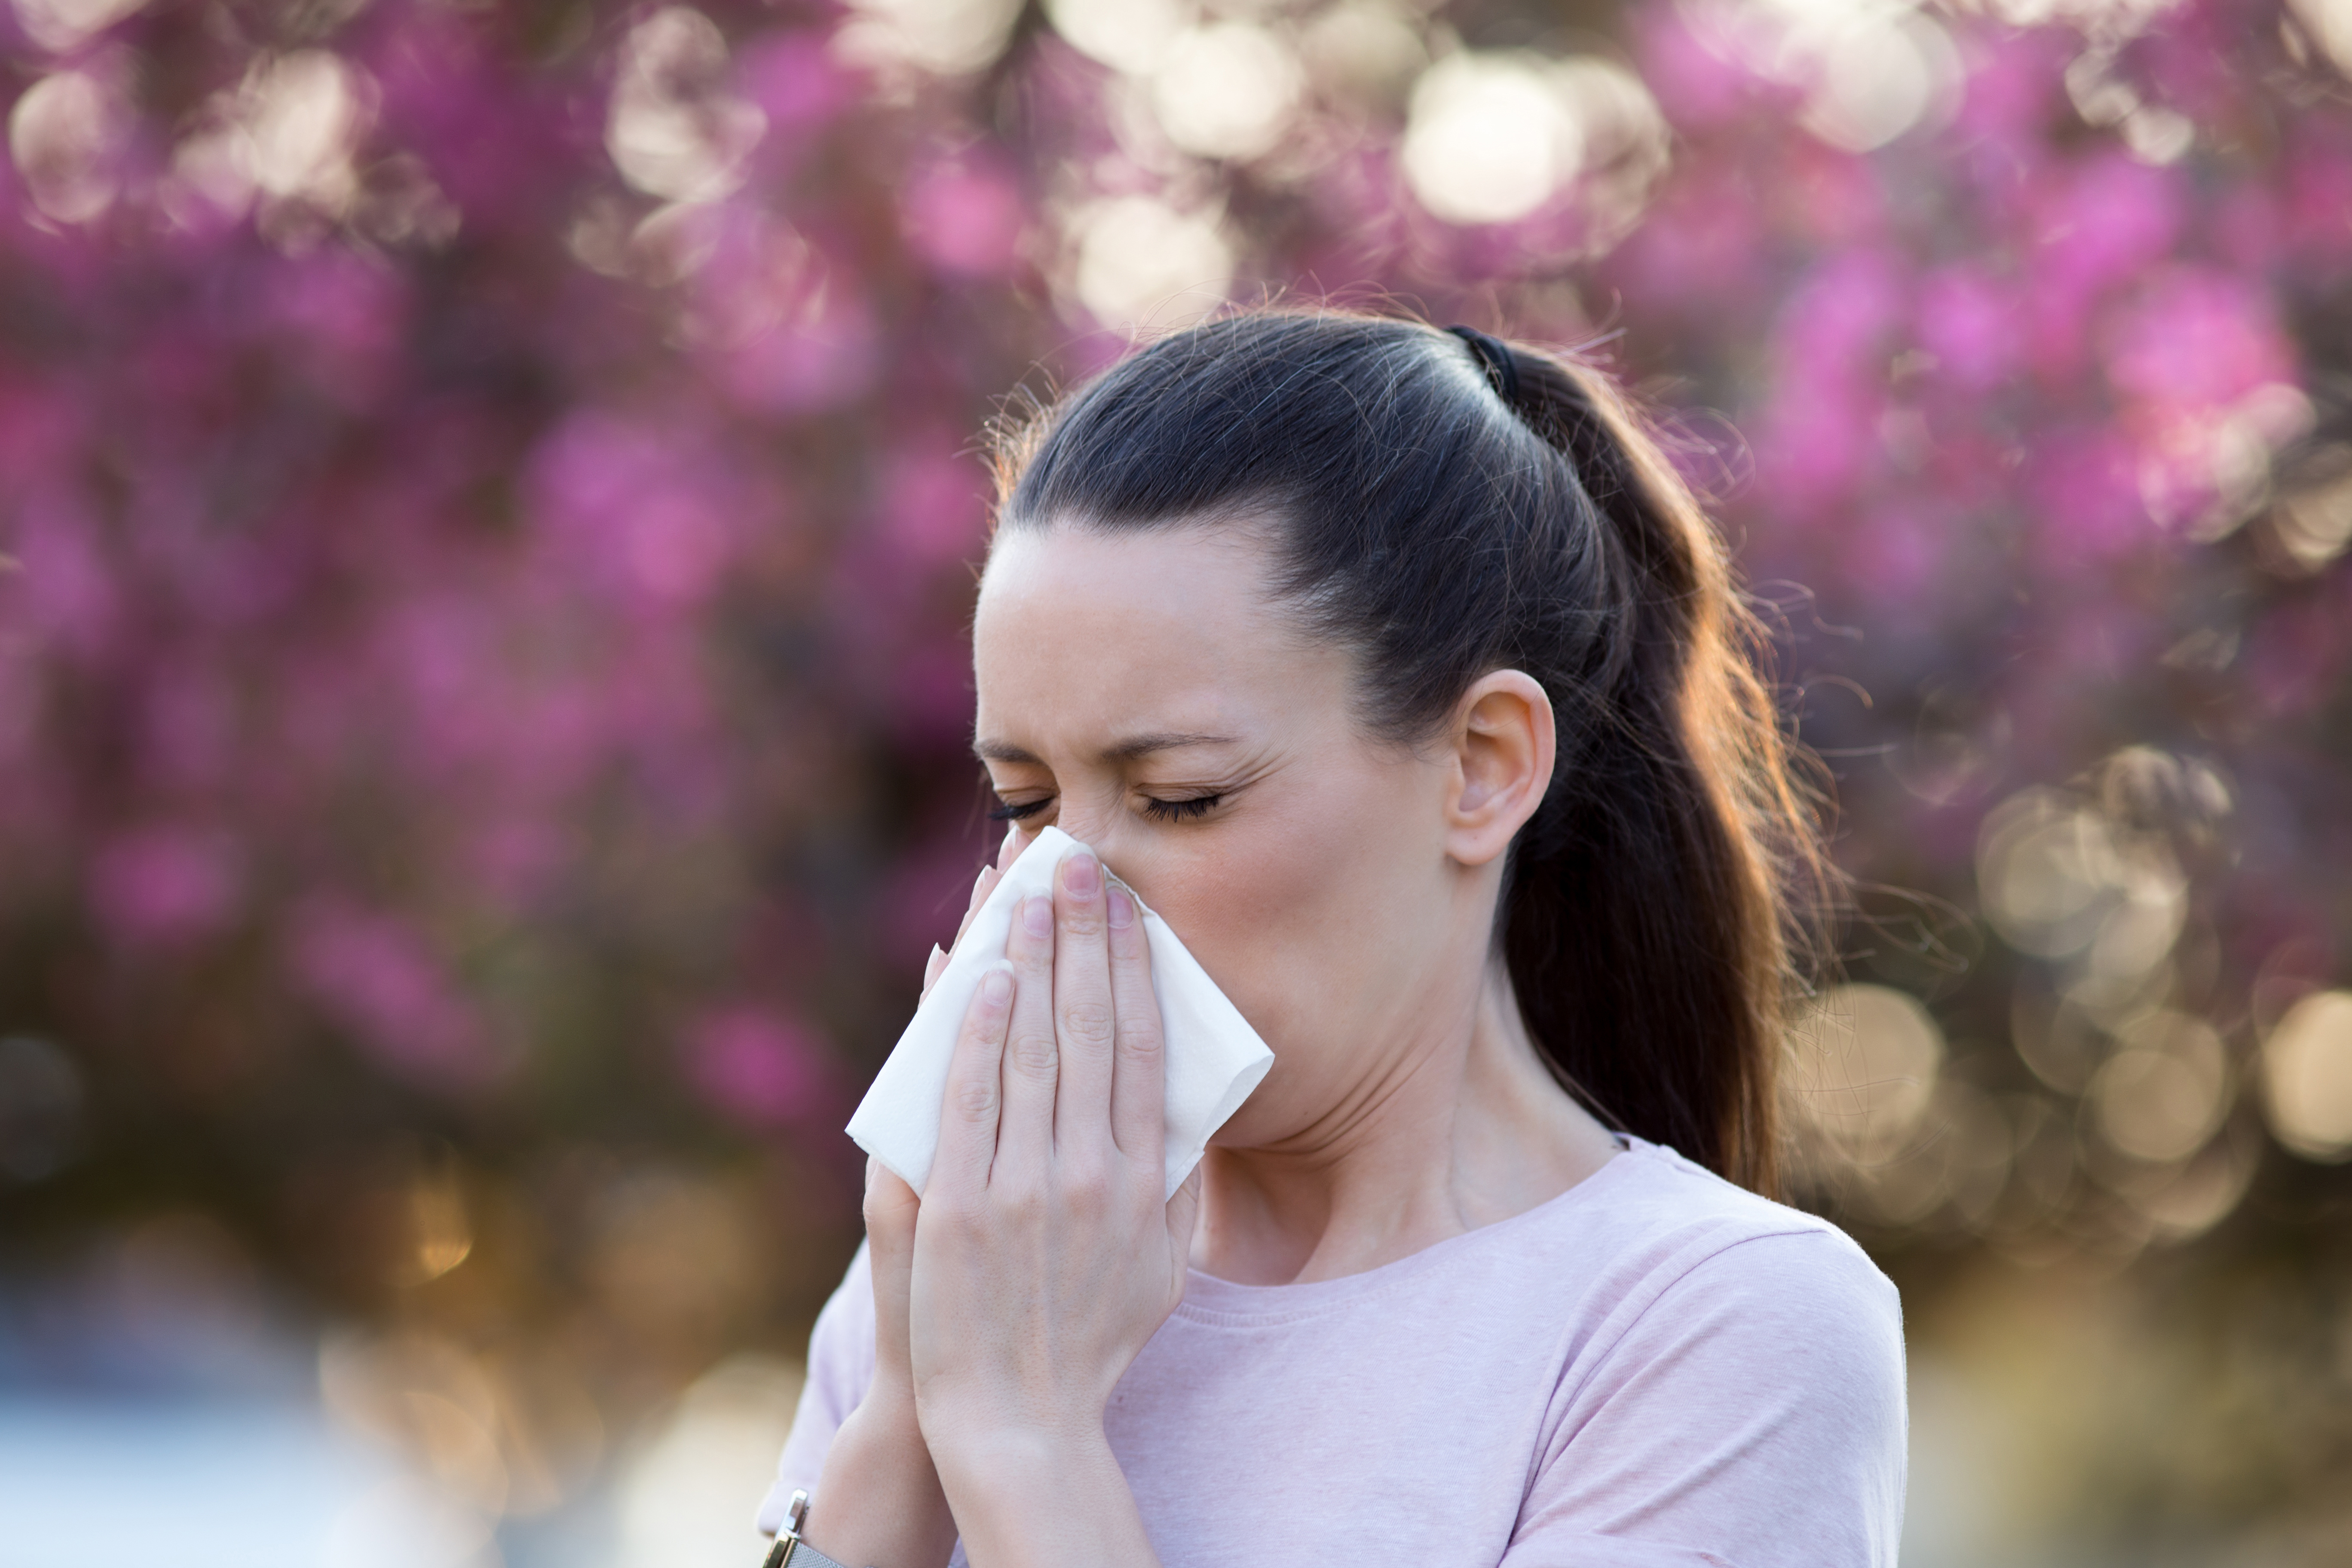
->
1500 1227 1907 1568
754 1240 880 1535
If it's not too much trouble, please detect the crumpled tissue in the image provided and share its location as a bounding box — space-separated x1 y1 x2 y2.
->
845 827 1274 1200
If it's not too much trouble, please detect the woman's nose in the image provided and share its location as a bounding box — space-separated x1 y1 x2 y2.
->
1052 810 1115 855
1045 809 1141 877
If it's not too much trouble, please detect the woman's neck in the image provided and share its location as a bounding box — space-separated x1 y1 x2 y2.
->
1189 959 1620 1286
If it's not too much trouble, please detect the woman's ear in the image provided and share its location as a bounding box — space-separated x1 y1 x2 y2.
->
1442 670 1555 869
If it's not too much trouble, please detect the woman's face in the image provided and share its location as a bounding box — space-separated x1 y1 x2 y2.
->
971 520 1504 1152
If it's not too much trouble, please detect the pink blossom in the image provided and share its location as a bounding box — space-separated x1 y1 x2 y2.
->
901 157 1026 279
683 1007 835 1129
138 668 239 791
1770 250 1908 397
1611 172 1767 312
290 899 494 1090
2103 266 2297 414
1844 503 1951 607
11 489 123 666
2281 132 2352 273
1953 30 2067 147
1916 265 2020 392
738 32 855 139
2029 153 2184 300
2024 427 2147 567
89 827 242 945
525 412 741 607
877 440 989 568
1633 10 1778 132
711 282 880 414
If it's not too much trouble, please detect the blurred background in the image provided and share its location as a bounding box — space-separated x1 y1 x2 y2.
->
2 0 2349 1562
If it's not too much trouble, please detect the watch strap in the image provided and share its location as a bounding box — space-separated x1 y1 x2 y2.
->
760 1489 858 1568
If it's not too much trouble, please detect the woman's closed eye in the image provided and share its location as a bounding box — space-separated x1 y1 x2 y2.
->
1139 793 1221 824
984 791 1228 825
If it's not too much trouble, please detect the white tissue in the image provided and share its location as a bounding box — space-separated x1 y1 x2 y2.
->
846 827 1274 1200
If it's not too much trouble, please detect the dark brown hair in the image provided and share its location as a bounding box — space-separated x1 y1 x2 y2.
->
989 309 1831 1196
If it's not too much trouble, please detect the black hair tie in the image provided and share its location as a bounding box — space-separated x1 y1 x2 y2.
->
1446 324 1519 404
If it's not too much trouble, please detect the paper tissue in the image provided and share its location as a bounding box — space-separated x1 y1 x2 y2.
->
845 827 1274 1199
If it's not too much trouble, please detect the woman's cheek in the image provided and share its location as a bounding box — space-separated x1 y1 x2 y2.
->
1159 825 1350 1060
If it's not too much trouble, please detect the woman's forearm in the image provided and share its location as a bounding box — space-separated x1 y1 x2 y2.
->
930 1423 1161 1568
802 1389 959 1568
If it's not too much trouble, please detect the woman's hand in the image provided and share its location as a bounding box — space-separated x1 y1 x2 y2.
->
906 843 1198 1566
800 835 1020 1568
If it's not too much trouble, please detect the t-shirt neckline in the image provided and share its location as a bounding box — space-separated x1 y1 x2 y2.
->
1172 1134 1652 1326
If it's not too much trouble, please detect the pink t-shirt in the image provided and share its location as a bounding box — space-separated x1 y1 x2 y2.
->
759 1136 1907 1567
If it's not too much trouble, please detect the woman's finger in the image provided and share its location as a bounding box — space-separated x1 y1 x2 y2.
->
864 1155 921 1252
953 864 1001 950
931 962 1014 1191
923 863 1001 1004
1106 880 1167 1161
1051 848 1117 1156
995 891 1060 1176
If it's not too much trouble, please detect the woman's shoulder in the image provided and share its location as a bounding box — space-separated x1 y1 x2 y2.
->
1514 1136 1901 1342
1508 1143 1908 1565
1609 1134 1882 1241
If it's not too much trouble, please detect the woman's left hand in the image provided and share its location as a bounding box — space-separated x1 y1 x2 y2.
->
906 842 1199 1561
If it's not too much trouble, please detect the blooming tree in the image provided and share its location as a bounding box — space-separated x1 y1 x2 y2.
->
3 0 2351 1528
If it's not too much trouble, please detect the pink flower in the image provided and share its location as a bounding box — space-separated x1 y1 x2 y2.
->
2103 266 2297 415
1916 266 2020 392
1632 9 1776 132
2030 153 2184 300
878 440 989 569
713 284 880 414
738 31 856 139
683 1007 834 1129
525 412 741 607
89 827 242 945
291 899 494 1090
11 488 122 667
902 157 1026 279
2024 427 2145 567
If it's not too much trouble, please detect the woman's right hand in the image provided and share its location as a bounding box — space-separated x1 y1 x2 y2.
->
802 830 1024 1568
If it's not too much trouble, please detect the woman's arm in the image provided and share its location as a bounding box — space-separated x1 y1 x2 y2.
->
793 1161 958 1568
798 849 1010 1568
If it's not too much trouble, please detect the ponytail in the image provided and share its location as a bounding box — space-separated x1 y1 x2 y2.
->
1490 343 1827 1194
996 309 1833 1196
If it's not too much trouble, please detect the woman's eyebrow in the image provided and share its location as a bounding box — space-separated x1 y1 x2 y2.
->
971 732 1237 765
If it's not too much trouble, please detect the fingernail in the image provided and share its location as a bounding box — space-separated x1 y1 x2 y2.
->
929 942 945 965
980 965 1012 1006
1107 885 1136 930
1065 850 1100 897
1022 894 1053 939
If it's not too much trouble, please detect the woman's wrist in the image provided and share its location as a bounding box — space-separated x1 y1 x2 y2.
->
928 1423 1161 1568
802 1387 955 1568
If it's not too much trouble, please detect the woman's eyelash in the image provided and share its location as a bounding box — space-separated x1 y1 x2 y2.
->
1141 794 1222 824
988 793 1225 824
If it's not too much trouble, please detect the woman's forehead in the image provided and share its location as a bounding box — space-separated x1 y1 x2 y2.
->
971 524 1343 754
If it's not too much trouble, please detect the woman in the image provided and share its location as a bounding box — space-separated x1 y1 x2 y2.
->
758 312 1906 1567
